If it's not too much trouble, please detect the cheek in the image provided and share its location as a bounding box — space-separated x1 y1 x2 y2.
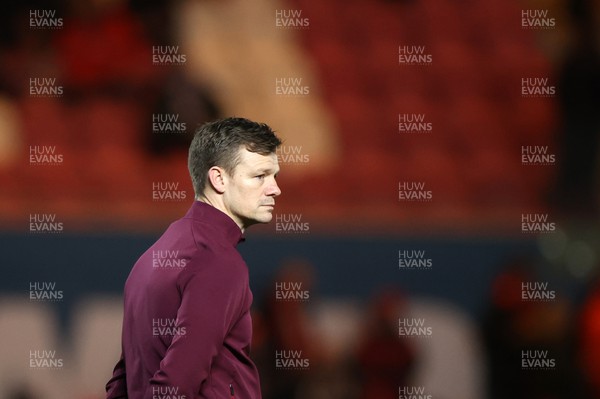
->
234 181 262 204
242 179 264 194
238 182 257 197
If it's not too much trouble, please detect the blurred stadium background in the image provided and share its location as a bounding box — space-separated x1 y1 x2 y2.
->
1 0 600 398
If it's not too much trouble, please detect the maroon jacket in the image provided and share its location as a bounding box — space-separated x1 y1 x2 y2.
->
106 201 260 399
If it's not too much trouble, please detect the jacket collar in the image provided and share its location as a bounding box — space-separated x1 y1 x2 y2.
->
184 200 245 245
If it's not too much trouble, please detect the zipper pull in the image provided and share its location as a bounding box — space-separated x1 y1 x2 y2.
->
229 383 235 398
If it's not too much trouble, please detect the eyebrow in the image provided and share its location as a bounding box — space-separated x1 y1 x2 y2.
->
255 166 279 175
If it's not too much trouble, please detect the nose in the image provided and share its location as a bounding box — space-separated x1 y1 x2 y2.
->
267 178 281 197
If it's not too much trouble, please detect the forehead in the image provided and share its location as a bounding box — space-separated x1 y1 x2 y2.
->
235 148 279 171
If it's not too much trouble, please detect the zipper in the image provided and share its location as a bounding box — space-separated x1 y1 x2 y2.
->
229 383 235 398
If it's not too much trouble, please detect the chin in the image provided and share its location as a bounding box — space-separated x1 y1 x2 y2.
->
260 213 274 223
256 211 274 223
244 213 273 226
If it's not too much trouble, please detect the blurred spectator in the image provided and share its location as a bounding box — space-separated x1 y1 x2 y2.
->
555 0 600 216
147 69 220 155
6 385 36 399
0 2 64 97
579 270 600 398
482 258 578 399
356 289 415 399
257 259 322 399
54 0 158 97
129 0 172 46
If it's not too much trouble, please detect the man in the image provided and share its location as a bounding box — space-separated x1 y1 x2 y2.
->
106 117 282 399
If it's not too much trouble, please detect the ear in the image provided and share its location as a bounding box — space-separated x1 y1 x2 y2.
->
207 166 228 194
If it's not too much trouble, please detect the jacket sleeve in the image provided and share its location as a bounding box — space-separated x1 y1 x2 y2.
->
145 255 243 398
106 352 128 399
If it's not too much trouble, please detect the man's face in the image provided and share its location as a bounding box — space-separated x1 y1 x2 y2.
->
222 148 281 229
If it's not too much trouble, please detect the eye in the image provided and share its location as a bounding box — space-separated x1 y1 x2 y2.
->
255 174 265 180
